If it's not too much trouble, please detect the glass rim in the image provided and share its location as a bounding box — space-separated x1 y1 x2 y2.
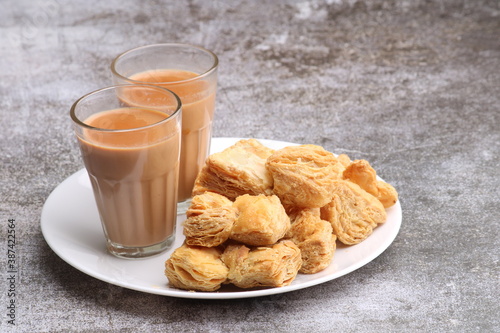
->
70 84 182 133
110 43 219 85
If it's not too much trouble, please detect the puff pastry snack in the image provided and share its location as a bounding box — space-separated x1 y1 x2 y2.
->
286 209 336 274
221 240 302 289
230 194 290 246
375 181 399 209
266 145 345 208
320 180 387 245
286 206 321 224
183 192 237 247
186 191 234 217
165 244 228 292
337 153 352 168
164 139 399 292
192 139 275 200
342 159 398 208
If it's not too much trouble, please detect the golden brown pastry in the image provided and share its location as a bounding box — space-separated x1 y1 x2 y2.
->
286 206 321 224
165 244 228 292
186 191 233 218
266 145 344 208
320 180 387 245
230 194 290 246
183 192 237 247
192 139 275 200
337 153 352 168
376 181 398 208
183 207 237 247
221 240 302 289
286 209 336 274
342 159 398 208
343 159 378 195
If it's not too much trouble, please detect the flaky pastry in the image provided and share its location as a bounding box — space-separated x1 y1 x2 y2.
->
286 206 321 224
342 159 398 208
286 209 336 274
376 181 399 208
221 240 302 289
183 192 237 247
320 180 387 245
230 194 290 246
183 207 237 247
165 244 228 292
266 144 345 208
337 153 352 168
165 139 400 291
192 139 274 200
186 191 234 218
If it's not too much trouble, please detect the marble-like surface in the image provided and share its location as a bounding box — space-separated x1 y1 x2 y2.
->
1 0 499 332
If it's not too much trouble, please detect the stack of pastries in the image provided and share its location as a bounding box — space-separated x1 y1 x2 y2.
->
164 139 398 292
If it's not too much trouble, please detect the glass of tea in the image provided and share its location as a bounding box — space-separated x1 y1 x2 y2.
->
70 84 182 258
111 43 218 214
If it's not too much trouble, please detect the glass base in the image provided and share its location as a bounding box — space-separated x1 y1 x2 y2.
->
106 233 175 259
177 198 192 216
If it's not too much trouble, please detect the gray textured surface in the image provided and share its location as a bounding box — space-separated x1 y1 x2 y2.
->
1 0 499 332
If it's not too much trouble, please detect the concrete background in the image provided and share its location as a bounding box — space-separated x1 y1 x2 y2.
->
1 0 499 332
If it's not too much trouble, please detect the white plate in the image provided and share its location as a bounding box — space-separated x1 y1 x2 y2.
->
41 137 402 299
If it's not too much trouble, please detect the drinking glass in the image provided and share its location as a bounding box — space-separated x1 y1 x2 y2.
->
70 84 182 258
111 43 218 214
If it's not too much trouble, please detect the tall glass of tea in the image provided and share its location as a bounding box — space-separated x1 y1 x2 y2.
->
70 84 182 258
111 43 218 214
